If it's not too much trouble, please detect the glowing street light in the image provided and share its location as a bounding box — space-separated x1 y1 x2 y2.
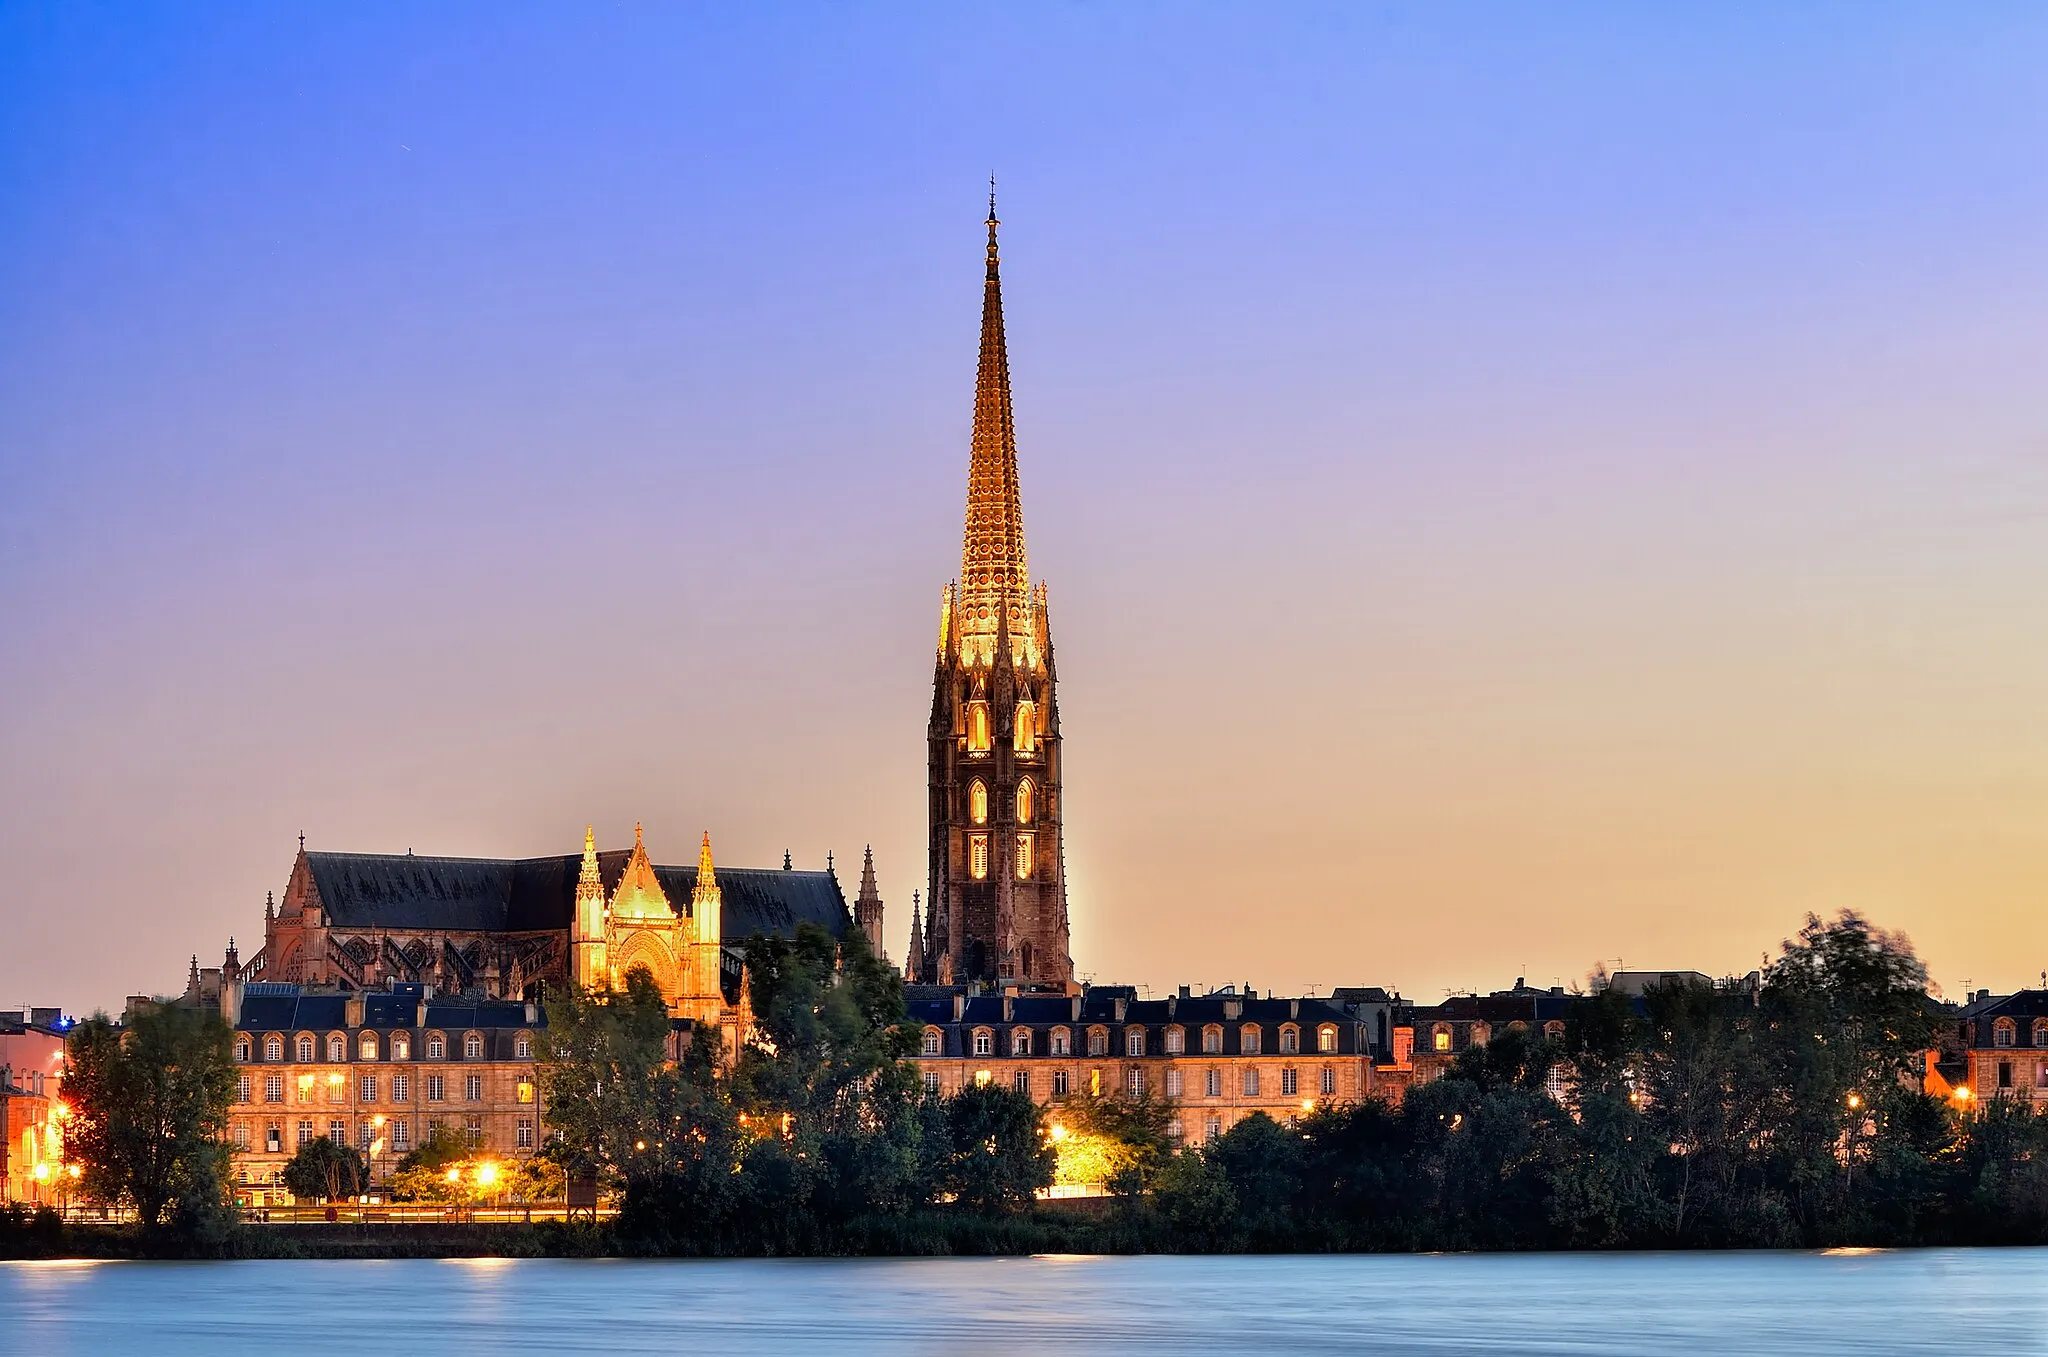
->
476 1162 499 1188
1846 1093 1862 1111
1048 1124 1068 1143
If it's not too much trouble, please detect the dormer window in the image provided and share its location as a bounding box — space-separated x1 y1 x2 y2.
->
1433 1024 1451 1052
296 1034 315 1063
1012 1029 1032 1056
464 1032 484 1060
2035 1020 2048 1049
1087 1028 1109 1057
1050 1028 1071 1056
1318 1026 1338 1053
1126 1029 1146 1057
358 1032 379 1061
972 1029 993 1057
265 1035 283 1062
1994 1019 2016 1048
1279 1026 1299 1055
923 1029 943 1056
393 1033 411 1060
1202 1026 1223 1055
426 1033 446 1060
1164 1027 1184 1055
326 1034 346 1062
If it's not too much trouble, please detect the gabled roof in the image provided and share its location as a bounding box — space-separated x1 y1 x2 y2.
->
298 850 848 941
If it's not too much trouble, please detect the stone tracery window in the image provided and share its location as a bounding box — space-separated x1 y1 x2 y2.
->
1015 834 1033 879
1014 700 1036 753
967 701 991 754
970 835 989 880
969 780 989 825
1016 780 1034 824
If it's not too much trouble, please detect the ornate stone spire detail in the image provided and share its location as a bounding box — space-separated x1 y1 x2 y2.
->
610 823 674 922
854 845 886 959
692 831 720 910
952 186 1033 665
906 889 924 982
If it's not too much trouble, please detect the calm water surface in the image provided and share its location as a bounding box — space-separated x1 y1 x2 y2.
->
4 1250 2045 1355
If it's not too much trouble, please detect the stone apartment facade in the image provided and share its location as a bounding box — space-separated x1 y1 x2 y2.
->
226 982 542 1207
0 1010 68 1207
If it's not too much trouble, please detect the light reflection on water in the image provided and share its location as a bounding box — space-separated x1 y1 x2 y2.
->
3 1249 2044 1355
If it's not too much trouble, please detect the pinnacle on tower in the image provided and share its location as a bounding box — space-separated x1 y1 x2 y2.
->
694 831 719 904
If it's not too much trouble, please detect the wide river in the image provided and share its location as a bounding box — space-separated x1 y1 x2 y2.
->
4 1249 2044 1354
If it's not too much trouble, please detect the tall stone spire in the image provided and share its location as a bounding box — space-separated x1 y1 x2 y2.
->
953 183 1032 665
571 825 609 990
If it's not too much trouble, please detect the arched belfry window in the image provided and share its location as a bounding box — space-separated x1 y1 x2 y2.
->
1014 700 1037 753
1016 780 1034 824
967 701 991 754
969 780 989 826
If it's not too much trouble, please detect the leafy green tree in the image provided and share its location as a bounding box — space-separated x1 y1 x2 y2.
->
64 1003 237 1234
1207 1112 1305 1247
1151 1147 1239 1246
283 1137 366 1202
942 1082 1053 1214
1054 1090 1175 1195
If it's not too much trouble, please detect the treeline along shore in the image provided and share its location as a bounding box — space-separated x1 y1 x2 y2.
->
10 911 2048 1259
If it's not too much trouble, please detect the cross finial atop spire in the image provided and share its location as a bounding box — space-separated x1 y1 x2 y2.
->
988 173 997 221
299 830 306 851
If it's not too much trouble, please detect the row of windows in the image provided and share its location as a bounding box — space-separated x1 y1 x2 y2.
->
965 833 1035 881
1428 1020 1567 1053
235 1072 533 1105
1989 1019 2048 1048
925 1022 1341 1058
966 778 1037 826
232 1115 534 1155
964 700 1039 756
1990 1058 2048 1090
237 1031 532 1063
921 1065 1342 1101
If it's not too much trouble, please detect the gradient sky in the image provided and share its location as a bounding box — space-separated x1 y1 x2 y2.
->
5 4 2048 1016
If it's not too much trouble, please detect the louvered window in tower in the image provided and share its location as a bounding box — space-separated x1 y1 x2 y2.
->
970 835 989 880
967 701 991 754
1015 834 1033 879
969 780 988 825
1015 779 1033 824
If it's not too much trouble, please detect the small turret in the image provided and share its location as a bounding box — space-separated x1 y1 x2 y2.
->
854 845 886 960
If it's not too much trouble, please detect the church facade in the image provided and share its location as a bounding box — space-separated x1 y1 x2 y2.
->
241 828 861 1032
909 197 1075 993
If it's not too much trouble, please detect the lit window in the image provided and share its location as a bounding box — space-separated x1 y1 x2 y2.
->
1016 780 1034 824
1241 1026 1261 1055
923 1029 942 1056
970 835 989 880
1165 1069 1183 1098
973 1030 993 1057
393 1033 411 1060
969 780 989 825
1013 1070 1030 1095
1014 700 1036 753
1433 1025 1452 1053
1090 1068 1101 1097
968 702 990 753
358 1032 379 1061
1126 1029 1145 1057
1012 1029 1032 1056
517 1080 534 1105
464 1033 484 1060
327 1034 345 1063
1318 1027 1337 1053
1016 834 1033 879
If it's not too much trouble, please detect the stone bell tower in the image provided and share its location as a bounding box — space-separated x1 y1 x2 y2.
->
913 191 1074 992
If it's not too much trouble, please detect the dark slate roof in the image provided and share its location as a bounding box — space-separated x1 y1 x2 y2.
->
302 851 848 941
233 983 541 1034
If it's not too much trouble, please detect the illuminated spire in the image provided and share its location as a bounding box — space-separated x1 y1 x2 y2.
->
693 831 719 907
957 187 1031 662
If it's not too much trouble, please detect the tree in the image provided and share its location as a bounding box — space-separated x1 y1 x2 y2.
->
64 1003 236 1234
283 1137 365 1203
536 966 696 1189
1052 1090 1175 1195
942 1082 1054 1213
